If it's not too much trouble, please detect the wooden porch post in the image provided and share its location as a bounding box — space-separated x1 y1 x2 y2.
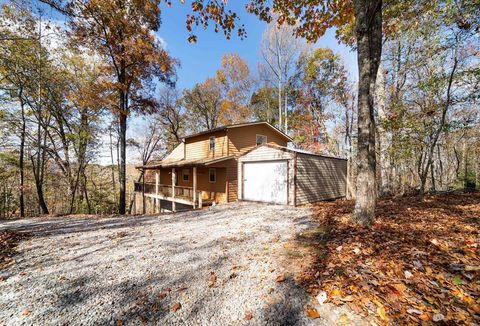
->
142 169 146 214
155 171 159 213
193 167 197 209
171 168 176 212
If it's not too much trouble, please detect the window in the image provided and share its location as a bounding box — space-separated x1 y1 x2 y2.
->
256 134 267 146
209 136 215 151
209 168 216 183
182 169 189 182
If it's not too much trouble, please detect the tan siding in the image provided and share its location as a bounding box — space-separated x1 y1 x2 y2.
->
295 154 347 205
226 159 238 202
228 125 288 156
164 142 185 160
185 130 228 160
238 146 295 205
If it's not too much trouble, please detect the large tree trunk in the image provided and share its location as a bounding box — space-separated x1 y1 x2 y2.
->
353 0 382 226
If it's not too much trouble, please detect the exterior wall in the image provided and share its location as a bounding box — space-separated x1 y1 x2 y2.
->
228 124 289 156
295 153 347 205
238 146 295 205
185 130 228 160
164 142 185 160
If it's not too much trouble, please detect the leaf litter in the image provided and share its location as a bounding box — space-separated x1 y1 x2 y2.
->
286 192 479 324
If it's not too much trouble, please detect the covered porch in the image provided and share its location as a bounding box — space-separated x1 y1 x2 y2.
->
134 156 234 213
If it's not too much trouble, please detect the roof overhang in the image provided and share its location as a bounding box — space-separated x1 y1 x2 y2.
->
136 155 236 170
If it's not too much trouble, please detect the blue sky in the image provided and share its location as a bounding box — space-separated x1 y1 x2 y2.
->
157 2 358 90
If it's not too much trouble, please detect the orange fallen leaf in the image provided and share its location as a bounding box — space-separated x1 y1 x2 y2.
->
391 283 407 294
115 320 123 326
330 288 341 297
305 306 320 319
275 273 286 283
171 302 181 312
245 311 253 320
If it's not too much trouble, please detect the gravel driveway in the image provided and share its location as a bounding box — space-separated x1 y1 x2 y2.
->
0 202 323 326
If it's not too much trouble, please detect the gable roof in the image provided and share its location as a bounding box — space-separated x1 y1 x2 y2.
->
183 121 293 142
245 143 348 161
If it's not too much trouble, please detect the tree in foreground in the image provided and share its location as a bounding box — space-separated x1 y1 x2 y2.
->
67 0 177 214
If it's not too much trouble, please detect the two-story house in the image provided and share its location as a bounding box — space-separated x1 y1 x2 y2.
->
134 121 292 213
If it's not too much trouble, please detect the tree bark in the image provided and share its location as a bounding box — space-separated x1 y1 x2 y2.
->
118 110 127 215
19 89 26 218
353 0 383 225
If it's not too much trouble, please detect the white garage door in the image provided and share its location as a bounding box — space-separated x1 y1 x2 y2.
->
243 161 288 204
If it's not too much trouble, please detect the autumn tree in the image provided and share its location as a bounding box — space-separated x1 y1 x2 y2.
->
216 53 253 124
290 48 349 153
250 86 278 125
182 77 222 132
67 0 177 214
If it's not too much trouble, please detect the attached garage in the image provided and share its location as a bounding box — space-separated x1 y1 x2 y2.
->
238 144 347 206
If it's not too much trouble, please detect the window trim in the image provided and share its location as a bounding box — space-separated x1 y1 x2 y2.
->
256 134 267 146
182 169 190 182
208 168 216 183
209 136 216 151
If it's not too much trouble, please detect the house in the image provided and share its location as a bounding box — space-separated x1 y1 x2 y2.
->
133 121 347 213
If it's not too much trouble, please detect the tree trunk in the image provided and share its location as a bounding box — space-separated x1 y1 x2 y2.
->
278 80 282 130
353 0 382 226
119 111 127 215
19 90 26 218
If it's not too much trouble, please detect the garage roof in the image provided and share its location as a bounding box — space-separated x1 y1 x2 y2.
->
251 144 348 161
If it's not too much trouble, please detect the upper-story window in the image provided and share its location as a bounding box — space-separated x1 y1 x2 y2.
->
209 136 215 151
256 134 267 146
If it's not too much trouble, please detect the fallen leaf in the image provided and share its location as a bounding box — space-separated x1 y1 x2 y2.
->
245 311 253 320
391 283 407 294
305 306 320 319
330 288 341 297
275 273 286 283
21 309 30 317
171 302 181 312
341 295 354 302
407 308 422 315
316 291 327 305
377 306 388 321
432 313 444 322
338 313 350 324
208 271 217 288
465 265 480 272
452 275 463 285
116 320 123 326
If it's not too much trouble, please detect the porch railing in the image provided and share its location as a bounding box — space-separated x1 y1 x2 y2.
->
134 182 202 203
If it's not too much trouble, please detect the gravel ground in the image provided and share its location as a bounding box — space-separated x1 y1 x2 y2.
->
0 202 331 326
